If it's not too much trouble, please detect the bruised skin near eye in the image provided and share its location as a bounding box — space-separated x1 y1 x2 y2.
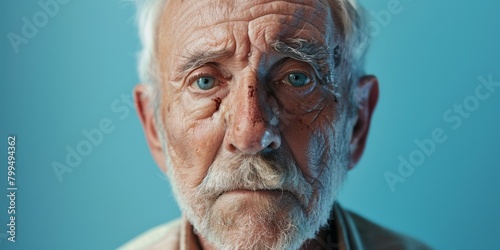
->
212 97 222 111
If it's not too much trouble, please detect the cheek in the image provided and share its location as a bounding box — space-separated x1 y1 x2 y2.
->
279 89 340 180
281 117 336 181
163 92 226 187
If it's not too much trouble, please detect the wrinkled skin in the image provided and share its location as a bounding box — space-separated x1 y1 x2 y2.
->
135 0 379 249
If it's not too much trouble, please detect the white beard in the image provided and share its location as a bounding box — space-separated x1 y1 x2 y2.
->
165 150 347 250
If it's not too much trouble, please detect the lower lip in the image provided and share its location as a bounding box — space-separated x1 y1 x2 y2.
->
223 189 290 197
218 190 299 209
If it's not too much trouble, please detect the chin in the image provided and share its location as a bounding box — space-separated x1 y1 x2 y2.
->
195 191 320 250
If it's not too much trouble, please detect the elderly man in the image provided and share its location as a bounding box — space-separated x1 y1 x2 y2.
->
121 0 430 249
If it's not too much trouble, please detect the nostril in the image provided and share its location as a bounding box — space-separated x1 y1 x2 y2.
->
268 137 281 150
226 143 237 153
269 140 280 150
261 147 273 154
258 132 281 153
263 140 281 153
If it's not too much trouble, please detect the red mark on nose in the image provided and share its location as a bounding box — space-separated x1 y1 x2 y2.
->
252 117 264 127
248 86 255 98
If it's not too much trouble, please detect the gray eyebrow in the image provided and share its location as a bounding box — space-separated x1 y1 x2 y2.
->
272 38 331 72
178 49 232 74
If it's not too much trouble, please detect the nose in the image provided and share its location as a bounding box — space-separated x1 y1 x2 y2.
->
225 78 281 154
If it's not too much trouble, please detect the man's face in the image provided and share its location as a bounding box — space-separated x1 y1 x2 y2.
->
154 0 354 248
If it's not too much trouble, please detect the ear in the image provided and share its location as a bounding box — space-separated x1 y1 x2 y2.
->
348 75 379 170
134 85 168 173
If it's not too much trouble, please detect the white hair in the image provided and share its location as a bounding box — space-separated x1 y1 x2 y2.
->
135 0 166 109
134 0 371 110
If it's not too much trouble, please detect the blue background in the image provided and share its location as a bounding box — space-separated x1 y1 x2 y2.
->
1 0 499 249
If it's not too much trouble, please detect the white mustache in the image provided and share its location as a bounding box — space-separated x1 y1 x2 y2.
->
194 153 313 209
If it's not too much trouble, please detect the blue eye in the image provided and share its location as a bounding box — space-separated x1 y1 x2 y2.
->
287 73 310 87
196 76 216 90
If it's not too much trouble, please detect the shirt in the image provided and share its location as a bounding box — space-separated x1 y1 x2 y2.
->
119 203 431 250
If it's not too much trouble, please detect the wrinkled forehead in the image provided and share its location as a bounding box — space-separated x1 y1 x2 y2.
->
158 0 338 54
